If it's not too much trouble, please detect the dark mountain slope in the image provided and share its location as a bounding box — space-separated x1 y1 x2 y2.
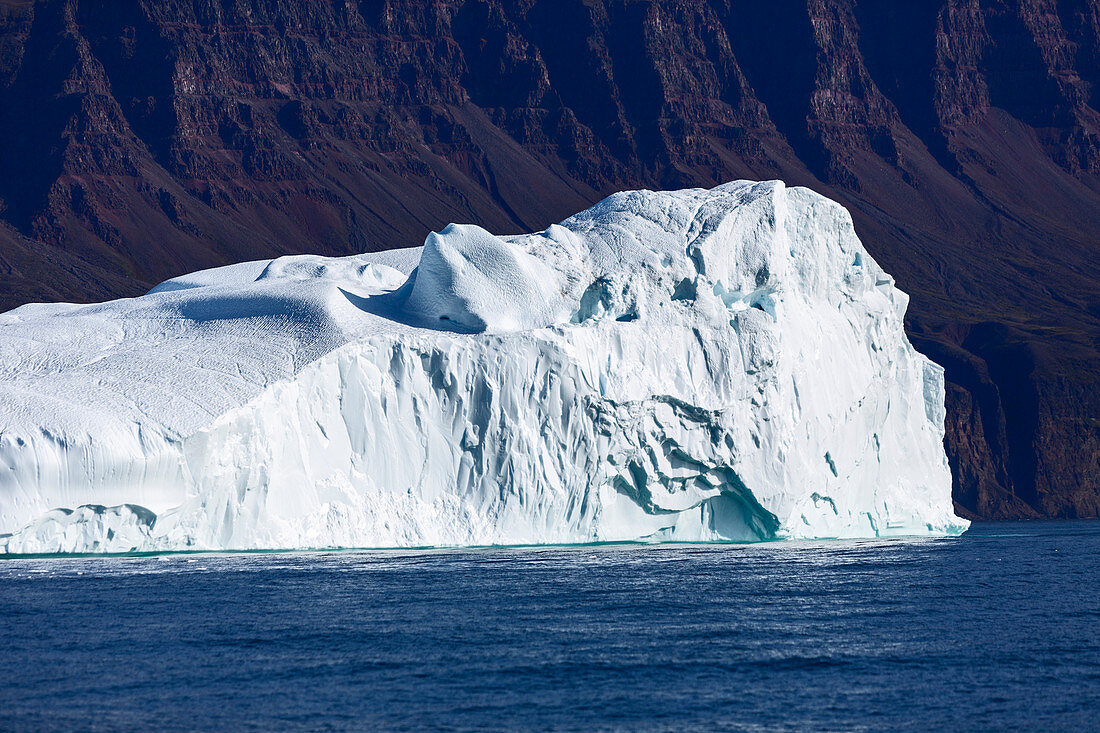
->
1 0 1098 519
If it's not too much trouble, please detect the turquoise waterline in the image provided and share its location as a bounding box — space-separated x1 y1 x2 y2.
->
0 529 969 560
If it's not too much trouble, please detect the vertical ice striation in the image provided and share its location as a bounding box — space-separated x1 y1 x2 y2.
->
0 181 968 553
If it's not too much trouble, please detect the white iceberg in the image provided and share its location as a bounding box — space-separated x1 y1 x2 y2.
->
0 181 967 553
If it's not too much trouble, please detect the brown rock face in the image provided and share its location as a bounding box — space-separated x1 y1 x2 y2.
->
1 0 1098 520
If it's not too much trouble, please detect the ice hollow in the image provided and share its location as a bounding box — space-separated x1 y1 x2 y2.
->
0 181 969 553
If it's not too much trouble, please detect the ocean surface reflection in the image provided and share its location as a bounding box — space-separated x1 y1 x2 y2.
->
2 521 1098 730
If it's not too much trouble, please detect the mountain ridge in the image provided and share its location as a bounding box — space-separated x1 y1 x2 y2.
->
1 0 1098 520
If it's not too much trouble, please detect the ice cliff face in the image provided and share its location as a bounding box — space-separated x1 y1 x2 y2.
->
0 181 967 553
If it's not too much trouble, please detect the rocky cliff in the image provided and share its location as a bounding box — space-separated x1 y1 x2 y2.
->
0 0 1098 520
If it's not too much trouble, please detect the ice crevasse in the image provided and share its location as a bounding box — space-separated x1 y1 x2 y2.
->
0 181 968 553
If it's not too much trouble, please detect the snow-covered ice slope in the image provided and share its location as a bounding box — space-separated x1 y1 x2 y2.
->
0 181 968 553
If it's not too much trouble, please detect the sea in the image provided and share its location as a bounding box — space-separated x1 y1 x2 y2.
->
1 520 1097 731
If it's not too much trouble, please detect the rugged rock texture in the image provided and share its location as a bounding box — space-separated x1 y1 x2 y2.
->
0 0 1098 519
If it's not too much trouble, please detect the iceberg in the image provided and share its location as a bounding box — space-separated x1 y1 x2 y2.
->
0 181 968 553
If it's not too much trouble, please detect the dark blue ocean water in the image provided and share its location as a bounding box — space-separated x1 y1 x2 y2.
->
1 521 1098 731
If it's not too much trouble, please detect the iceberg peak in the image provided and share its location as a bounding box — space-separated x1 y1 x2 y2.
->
401 223 570 332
